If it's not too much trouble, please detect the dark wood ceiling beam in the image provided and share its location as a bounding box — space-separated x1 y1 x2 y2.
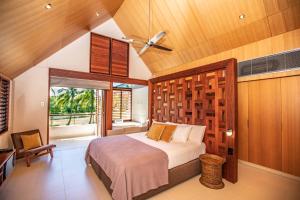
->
49 68 148 85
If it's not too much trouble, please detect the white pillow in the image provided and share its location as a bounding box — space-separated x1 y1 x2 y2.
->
153 121 168 125
171 125 192 143
166 121 176 124
188 125 206 144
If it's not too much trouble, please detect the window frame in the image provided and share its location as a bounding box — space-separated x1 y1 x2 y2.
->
112 88 132 121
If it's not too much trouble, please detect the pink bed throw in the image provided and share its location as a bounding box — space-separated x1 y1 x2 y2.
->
86 135 168 200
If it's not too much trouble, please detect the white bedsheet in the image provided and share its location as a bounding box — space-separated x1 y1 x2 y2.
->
127 132 206 169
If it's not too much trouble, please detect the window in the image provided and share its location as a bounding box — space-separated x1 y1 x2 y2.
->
112 89 132 121
0 76 10 134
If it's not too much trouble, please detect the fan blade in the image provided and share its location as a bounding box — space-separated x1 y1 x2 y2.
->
149 31 166 44
152 44 172 51
122 37 146 45
139 44 150 55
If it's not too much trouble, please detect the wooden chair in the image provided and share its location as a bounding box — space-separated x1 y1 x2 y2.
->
11 129 56 167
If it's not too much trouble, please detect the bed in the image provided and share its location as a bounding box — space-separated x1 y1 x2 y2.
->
128 132 205 169
86 126 206 200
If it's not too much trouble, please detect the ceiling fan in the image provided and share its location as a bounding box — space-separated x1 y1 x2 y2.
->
122 0 172 55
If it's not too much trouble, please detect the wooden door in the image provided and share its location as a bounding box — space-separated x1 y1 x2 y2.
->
90 33 110 74
238 82 249 161
111 39 129 77
248 79 282 170
281 76 300 176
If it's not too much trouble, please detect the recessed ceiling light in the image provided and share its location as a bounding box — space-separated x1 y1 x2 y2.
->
239 14 246 20
96 12 100 17
45 3 52 10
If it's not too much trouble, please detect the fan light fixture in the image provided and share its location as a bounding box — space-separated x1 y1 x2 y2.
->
239 14 246 20
45 3 52 9
122 0 172 55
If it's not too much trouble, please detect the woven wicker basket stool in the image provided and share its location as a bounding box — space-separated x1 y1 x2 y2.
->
199 154 226 189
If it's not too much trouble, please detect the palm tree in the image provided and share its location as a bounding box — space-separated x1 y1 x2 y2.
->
50 88 60 115
75 89 96 124
55 88 79 125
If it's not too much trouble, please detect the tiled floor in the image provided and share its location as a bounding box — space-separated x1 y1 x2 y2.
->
0 137 299 200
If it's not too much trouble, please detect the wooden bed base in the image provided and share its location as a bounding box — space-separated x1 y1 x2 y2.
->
90 157 201 200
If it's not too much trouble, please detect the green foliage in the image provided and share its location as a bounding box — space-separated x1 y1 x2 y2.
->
50 87 96 124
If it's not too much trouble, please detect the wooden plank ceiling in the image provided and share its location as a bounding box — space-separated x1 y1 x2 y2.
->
114 0 300 75
1 0 299 78
0 0 124 78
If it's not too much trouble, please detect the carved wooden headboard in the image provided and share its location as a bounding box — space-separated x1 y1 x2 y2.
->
148 58 238 183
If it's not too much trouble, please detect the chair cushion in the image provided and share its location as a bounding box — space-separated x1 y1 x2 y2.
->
20 133 42 150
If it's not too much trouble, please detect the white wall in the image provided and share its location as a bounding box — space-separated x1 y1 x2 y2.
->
12 67 49 142
132 87 148 124
0 129 11 149
12 19 152 144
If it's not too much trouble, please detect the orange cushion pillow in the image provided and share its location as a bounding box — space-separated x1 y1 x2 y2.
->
147 123 165 141
21 133 42 150
160 125 177 142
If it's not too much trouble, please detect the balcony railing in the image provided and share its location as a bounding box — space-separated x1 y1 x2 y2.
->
50 113 96 127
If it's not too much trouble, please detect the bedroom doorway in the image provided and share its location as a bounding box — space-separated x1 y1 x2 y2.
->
49 87 104 140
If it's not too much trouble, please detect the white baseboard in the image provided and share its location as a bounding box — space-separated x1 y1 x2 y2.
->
238 159 300 181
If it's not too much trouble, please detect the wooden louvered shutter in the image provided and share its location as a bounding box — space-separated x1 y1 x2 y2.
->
111 39 129 77
0 76 9 134
120 90 131 120
90 33 111 74
112 90 122 120
112 89 132 121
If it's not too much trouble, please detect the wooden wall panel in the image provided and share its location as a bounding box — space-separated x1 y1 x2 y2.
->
104 82 113 136
238 71 300 177
238 82 248 161
111 39 129 77
248 81 261 164
149 59 238 183
248 79 282 170
281 76 300 176
90 33 111 74
259 79 282 170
